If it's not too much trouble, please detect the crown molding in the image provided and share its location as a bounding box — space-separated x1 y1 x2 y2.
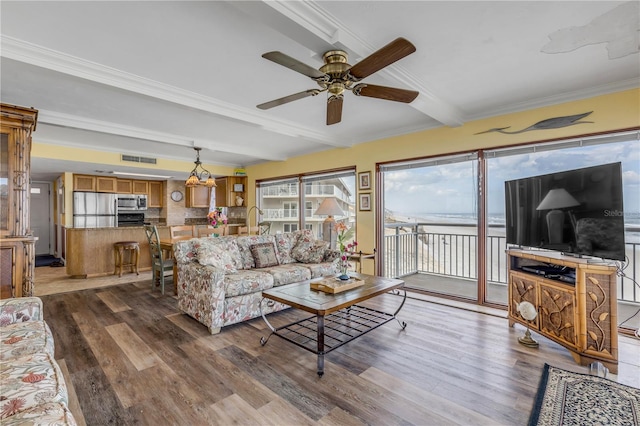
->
0 35 345 147
467 78 640 122
263 0 466 127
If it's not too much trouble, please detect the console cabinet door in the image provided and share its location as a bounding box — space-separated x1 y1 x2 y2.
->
538 281 578 350
508 271 539 329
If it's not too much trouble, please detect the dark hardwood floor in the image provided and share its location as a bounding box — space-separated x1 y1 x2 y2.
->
41 280 640 425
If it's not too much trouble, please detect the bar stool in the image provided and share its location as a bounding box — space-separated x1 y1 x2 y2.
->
113 241 140 277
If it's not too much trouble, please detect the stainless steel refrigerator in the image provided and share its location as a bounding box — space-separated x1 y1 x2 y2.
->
73 192 117 228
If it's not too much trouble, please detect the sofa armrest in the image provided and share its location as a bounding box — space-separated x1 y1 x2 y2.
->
0 297 44 324
176 262 227 334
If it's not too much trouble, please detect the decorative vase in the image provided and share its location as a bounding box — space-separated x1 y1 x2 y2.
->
338 273 350 280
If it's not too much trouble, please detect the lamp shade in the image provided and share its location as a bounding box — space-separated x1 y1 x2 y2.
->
536 188 580 210
314 197 344 217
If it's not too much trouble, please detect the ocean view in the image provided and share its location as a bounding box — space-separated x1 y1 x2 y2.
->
387 211 640 243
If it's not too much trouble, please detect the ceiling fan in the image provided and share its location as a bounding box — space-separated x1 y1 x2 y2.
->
257 38 419 125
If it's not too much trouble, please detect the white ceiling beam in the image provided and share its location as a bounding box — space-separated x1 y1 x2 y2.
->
1 35 347 148
37 110 288 162
259 0 466 127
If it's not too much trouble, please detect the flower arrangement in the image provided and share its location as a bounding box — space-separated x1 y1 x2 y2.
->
207 208 228 228
335 222 357 279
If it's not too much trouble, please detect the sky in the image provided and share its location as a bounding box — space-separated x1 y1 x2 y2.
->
383 138 640 220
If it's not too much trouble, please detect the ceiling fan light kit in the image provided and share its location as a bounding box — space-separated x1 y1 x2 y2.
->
257 38 419 125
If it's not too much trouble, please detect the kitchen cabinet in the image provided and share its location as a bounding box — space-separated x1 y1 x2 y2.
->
117 179 133 193
186 186 211 208
96 176 117 193
214 177 227 206
73 175 96 192
227 176 247 206
213 176 247 207
148 181 164 207
507 249 618 373
133 180 149 194
0 103 38 297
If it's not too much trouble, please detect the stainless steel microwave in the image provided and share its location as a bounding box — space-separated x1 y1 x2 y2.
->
117 194 147 211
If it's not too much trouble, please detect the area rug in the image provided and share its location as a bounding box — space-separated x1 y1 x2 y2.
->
528 363 640 425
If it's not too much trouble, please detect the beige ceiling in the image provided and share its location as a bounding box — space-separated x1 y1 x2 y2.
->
1 1 638 181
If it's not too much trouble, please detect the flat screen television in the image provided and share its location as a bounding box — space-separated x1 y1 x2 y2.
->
505 162 625 261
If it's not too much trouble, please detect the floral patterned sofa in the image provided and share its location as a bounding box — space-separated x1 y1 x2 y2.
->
0 297 77 425
174 230 340 334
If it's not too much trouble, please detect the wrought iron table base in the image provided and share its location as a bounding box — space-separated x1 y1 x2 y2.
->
260 289 407 376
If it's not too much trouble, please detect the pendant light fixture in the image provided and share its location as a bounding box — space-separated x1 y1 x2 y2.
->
185 147 217 187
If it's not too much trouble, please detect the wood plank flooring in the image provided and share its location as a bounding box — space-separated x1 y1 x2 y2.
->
40 281 640 425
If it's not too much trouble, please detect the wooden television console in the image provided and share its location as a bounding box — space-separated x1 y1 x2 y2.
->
507 249 618 373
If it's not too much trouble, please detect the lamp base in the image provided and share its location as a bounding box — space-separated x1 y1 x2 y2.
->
322 217 337 249
518 328 539 348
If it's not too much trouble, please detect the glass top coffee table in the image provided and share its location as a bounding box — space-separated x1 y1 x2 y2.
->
260 273 406 376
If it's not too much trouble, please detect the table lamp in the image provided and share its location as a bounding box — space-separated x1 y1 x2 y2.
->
314 197 344 249
517 301 539 348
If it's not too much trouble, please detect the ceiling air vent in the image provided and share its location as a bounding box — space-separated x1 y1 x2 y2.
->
121 154 157 165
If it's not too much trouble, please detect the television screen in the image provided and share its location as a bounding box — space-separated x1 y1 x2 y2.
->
505 162 625 261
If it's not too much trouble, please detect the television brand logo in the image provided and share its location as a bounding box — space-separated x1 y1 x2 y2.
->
603 209 624 217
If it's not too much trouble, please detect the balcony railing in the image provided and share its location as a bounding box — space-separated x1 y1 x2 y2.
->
383 222 639 304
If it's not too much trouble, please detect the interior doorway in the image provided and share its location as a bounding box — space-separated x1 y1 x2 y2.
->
31 181 53 255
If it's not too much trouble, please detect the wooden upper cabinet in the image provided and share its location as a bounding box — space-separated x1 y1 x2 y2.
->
214 177 227 207
148 181 163 207
96 176 117 193
73 175 96 192
132 180 149 194
117 179 133 193
213 176 246 207
186 185 211 208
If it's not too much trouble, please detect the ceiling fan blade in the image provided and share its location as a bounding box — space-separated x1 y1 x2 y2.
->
353 84 419 103
257 89 320 110
262 51 327 80
347 38 416 80
326 96 343 125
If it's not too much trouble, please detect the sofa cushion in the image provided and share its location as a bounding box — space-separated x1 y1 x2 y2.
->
0 352 70 420
235 235 277 269
195 238 239 273
259 264 312 286
250 242 279 268
302 262 340 279
2 402 77 426
223 270 274 298
1 321 54 361
292 238 329 264
273 233 300 265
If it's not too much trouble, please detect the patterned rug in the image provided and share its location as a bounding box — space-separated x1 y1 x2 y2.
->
528 364 640 425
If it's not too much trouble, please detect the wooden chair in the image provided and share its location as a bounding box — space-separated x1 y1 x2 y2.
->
170 225 194 240
198 227 222 238
144 225 174 295
238 226 259 235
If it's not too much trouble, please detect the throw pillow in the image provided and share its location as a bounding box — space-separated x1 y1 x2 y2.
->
292 238 329 264
250 242 279 268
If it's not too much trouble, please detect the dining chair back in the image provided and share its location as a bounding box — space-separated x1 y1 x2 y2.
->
238 226 260 235
144 225 174 294
170 225 195 240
